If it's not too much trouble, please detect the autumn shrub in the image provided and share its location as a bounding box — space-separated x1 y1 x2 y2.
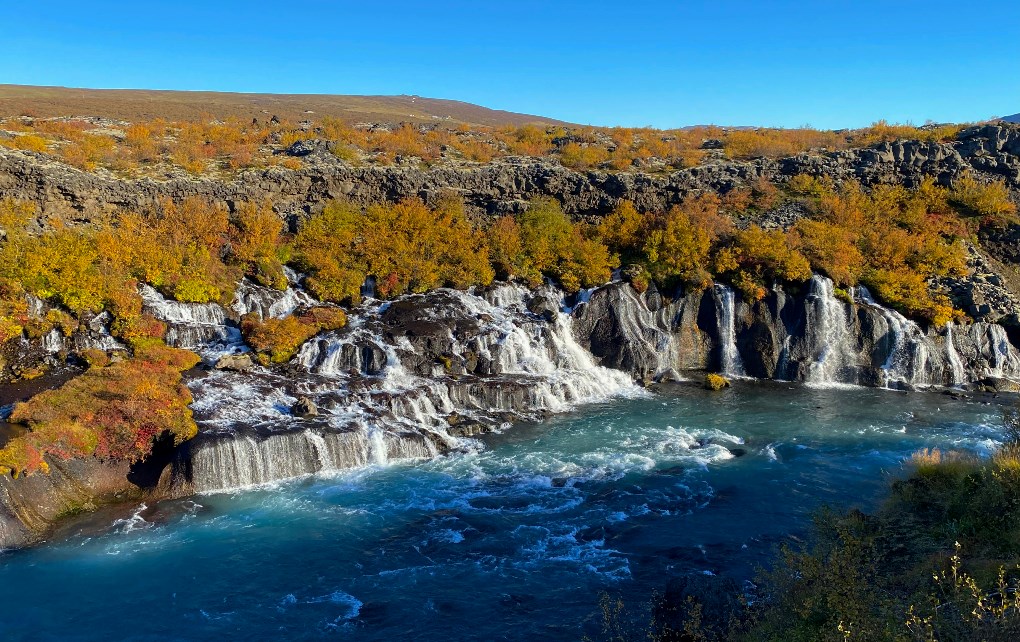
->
787 173 835 198
293 201 365 302
793 219 865 286
515 198 617 291
60 133 117 170
724 128 845 160
295 197 494 303
642 194 732 290
950 173 1019 229
714 226 811 301
241 306 346 363
8 133 50 153
486 215 526 281
597 200 646 258
228 201 289 289
735 427 1020 642
704 373 729 390
750 176 781 210
0 202 107 314
496 124 556 156
101 197 239 304
0 340 200 476
559 142 610 170
851 120 965 146
789 178 967 323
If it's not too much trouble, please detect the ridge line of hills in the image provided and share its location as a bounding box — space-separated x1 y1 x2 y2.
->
0 84 571 127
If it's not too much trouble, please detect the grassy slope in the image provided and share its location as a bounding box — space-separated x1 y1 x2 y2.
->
0 84 570 127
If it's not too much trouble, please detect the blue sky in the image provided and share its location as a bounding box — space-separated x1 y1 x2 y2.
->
3 0 1018 128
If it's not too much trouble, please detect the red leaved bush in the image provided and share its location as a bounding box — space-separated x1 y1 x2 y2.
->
0 340 200 477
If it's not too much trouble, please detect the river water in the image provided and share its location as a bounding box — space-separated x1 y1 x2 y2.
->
0 383 1007 641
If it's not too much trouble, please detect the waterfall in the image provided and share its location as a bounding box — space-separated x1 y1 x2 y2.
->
180 283 643 494
944 323 966 387
41 329 64 354
973 324 1020 379
803 276 855 384
231 279 316 320
712 284 746 377
75 311 125 352
185 426 440 493
139 284 238 350
172 274 1020 495
858 286 942 389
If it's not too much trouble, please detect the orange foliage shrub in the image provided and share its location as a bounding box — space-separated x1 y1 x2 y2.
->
790 178 967 323
950 173 1019 228
512 198 617 291
0 340 200 476
295 197 494 302
724 128 845 160
642 195 732 289
241 306 346 363
558 143 610 170
229 201 289 289
715 226 811 301
597 200 645 256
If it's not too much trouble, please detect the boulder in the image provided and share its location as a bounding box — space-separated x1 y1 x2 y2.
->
291 396 318 418
214 353 255 372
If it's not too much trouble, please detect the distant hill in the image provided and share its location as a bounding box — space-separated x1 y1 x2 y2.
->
1001 113 1020 123
0 84 569 127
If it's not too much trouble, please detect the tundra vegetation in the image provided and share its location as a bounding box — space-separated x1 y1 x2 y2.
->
0 163 1013 476
0 114 969 175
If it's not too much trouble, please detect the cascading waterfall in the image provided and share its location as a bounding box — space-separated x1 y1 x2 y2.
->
712 284 746 377
41 328 64 354
182 427 441 492
231 279 316 320
857 284 942 388
136 274 1020 494
139 284 238 351
971 323 1020 379
159 281 642 494
944 323 966 387
804 276 854 384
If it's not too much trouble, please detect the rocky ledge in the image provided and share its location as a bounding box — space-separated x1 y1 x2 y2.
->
0 124 1018 224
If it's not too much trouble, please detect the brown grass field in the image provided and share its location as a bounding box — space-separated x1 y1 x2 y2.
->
0 84 569 127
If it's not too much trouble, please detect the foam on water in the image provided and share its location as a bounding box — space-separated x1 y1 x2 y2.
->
0 386 1011 641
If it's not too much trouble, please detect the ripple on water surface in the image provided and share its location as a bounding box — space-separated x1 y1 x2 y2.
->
0 383 1008 641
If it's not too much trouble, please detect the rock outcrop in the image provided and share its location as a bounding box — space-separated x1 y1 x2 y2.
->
1 124 1017 223
573 276 1019 389
0 457 152 549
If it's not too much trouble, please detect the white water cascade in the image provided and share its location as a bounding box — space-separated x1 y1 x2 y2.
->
804 276 856 385
172 283 643 493
139 284 238 351
712 284 746 378
231 279 316 321
135 274 1020 494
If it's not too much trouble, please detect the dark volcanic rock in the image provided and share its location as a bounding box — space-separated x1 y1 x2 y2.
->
2 123 1017 223
0 456 166 549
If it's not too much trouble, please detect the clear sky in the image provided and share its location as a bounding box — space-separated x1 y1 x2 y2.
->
4 0 1018 129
